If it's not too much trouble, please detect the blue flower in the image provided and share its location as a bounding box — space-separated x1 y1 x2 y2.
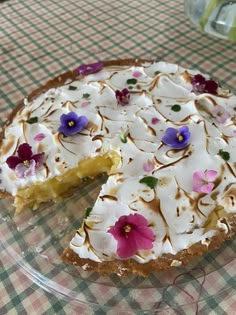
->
58 112 88 136
161 126 190 149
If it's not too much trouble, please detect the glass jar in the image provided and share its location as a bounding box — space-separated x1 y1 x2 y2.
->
184 0 236 41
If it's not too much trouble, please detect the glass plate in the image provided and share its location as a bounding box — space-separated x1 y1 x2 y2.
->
1 175 236 313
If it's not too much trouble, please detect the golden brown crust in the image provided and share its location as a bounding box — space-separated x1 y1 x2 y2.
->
61 214 236 277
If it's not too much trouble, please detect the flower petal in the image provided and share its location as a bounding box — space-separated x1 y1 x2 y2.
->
32 153 44 164
143 160 154 172
14 163 26 178
205 170 217 182
192 171 205 192
6 156 22 169
132 227 155 249
17 143 33 160
76 61 103 75
201 182 215 194
161 128 178 146
117 236 138 259
77 116 89 131
34 133 46 142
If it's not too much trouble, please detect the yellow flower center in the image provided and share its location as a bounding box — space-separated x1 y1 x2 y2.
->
177 133 184 142
23 160 30 168
68 121 75 127
123 224 132 233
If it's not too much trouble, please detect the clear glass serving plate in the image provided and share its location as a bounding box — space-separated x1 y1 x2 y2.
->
1 175 236 313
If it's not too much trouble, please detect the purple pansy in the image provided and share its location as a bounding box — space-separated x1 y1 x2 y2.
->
76 61 103 76
162 126 191 149
115 88 130 105
108 213 155 259
58 112 88 136
191 74 218 95
6 143 44 178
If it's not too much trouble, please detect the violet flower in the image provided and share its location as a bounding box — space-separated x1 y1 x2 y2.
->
76 61 103 76
211 105 230 124
162 126 190 149
115 88 130 106
191 74 218 95
108 213 155 259
58 112 88 136
192 170 217 194
6 143 44 178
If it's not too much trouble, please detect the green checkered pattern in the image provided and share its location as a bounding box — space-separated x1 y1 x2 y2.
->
1 0 236 314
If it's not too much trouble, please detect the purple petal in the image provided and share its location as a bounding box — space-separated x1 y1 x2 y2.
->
204 80 218 94
32 153 44 164
24 159 36 177
76 61 103 75
162 128 178 146
6 156 22 169
77 115 89 131
17 143 33 160
15 160 36 178
14 163 26 178
60 112 78 125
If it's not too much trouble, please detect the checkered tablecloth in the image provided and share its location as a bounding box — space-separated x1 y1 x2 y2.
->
1 0 236 314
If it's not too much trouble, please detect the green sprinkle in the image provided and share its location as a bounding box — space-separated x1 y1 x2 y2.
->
219 149 230 161
85 207 92 218
83 93 90 99
139 176 158 189
128 86 133 90
126 78 137 85
68 85 77 90
26 117 38 124
120 129 129 143
154 71 161 75
171 104 181 112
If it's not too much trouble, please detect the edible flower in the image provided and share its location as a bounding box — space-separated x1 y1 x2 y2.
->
143 160 155 172
108 213 155 259
211 105 230 124
192 170 217 194
115 88 130 105
58 112 88 136
76 61 103 75
6 143 44 178
191 74 218 95
162 126 190 149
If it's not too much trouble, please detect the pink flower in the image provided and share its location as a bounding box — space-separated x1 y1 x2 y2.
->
6 143 44 178
133 70 142 78
108 213 155 259
192 170 217 194
191 74 218 95
34 133 46 142
211 105 230 124
115 88 130 105
143 160 155 172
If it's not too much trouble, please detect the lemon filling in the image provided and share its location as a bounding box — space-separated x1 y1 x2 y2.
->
14 151 120 213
